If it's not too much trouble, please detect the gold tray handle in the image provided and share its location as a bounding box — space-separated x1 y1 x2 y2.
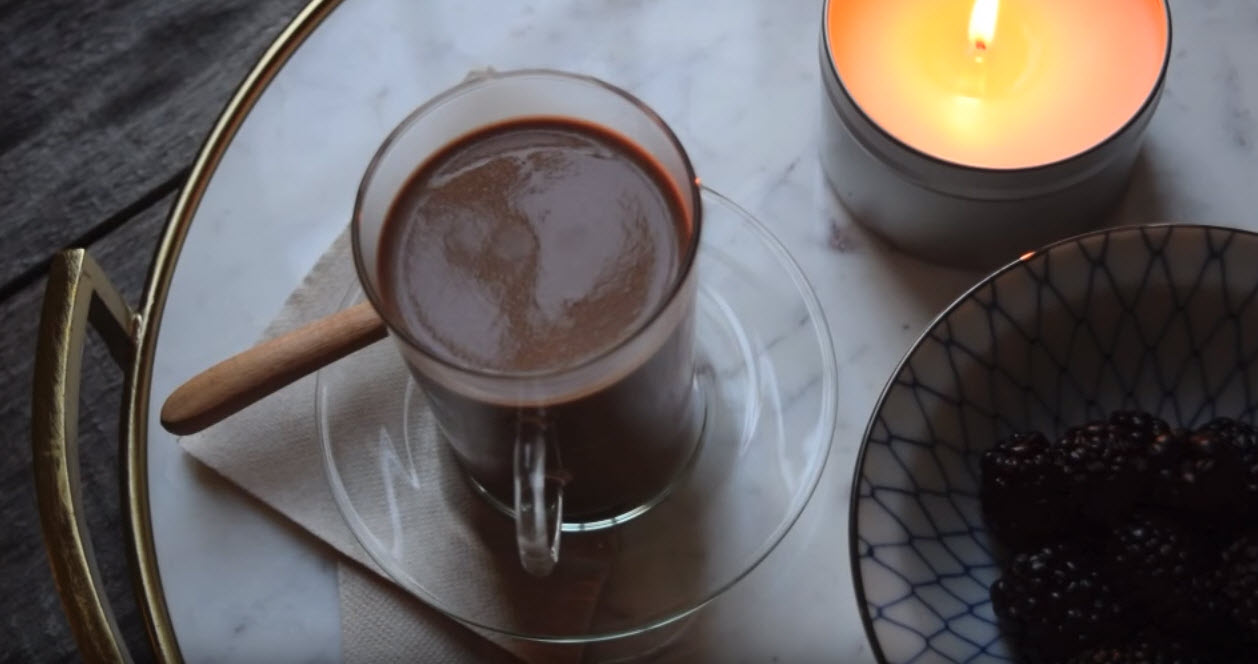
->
32 249 139 664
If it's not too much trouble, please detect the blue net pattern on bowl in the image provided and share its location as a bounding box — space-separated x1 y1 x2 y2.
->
852 226 1258 663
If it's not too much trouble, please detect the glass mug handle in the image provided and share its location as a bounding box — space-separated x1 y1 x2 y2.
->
513 410 563 576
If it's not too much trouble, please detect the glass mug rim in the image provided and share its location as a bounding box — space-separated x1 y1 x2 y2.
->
350 67 704 383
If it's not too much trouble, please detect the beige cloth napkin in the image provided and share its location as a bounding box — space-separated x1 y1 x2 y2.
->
180 231 606 663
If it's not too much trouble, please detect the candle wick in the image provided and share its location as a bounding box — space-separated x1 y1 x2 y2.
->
971 39 988 64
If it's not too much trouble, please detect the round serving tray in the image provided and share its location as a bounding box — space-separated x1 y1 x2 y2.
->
29 0 1258 661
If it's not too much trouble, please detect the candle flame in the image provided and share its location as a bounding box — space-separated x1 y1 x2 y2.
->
969 0 999 51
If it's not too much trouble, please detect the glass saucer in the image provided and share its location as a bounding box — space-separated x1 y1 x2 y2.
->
317 186 836 642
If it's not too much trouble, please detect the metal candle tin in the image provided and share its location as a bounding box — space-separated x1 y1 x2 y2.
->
818 0 1171 270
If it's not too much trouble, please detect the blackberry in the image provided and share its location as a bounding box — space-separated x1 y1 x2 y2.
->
981 432 1070 549
992 542 1127 658
1063 632 1214 664
1104 510 1221 633
1199 417 1258 449
1147 426 1246 520
1108 410 1172 449
1245 449 1258 519
1199 417 1258 516
1055 419 1147 526
1221 532 1258 643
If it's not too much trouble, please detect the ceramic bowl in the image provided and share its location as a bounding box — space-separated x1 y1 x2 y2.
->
850 224 1258 663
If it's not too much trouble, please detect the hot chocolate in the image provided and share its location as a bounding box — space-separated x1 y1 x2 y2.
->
377 117 700 519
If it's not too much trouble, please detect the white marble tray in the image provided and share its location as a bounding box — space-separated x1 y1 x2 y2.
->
146 0 1258 660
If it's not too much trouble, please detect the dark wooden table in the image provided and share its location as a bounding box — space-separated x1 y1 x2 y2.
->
1 2 314 659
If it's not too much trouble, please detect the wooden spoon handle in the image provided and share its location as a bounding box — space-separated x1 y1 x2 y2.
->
160 301 388 436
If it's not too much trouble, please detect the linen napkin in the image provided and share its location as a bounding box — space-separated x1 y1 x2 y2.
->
179 230 608 663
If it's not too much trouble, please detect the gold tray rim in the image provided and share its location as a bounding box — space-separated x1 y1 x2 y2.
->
124 0 346 658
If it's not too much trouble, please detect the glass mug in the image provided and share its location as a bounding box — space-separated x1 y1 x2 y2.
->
352 70 704 576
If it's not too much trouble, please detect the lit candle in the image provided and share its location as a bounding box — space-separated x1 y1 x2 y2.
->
818 0 1171 267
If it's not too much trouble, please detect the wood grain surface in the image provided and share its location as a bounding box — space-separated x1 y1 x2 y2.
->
1 0 311 660
0 0 310 294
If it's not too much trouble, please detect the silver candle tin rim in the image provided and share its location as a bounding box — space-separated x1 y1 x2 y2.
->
819 0 1173 202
